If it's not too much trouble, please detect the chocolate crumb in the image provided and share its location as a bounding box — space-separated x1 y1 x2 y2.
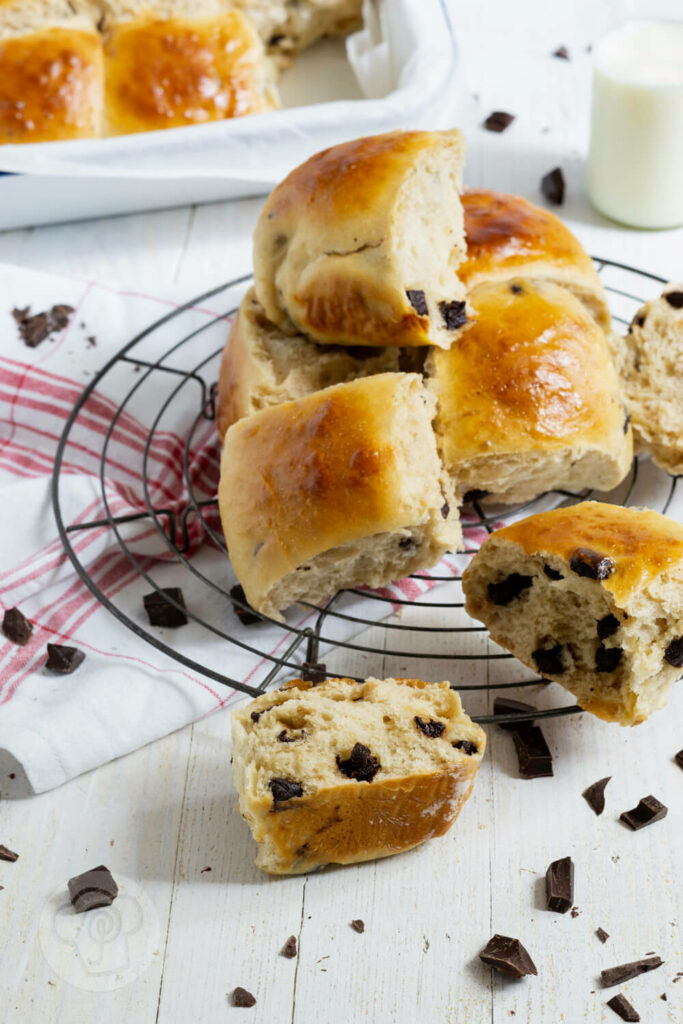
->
570 906 580 919
532 644 567 676
597 614 620 640
12 303 74 348
281 935 297 959
541 167 565 205
68 864 118 913
488 573 533 606
453 739 478 755
438 300 468 330
336 743 380 782
143 588 188 628
350 919 365 933
661 993 667 1000
664 290 683 309
483 111 516 133
0 844 18 862
414 716 446 738
86 335 97 347
582 776 611 816
601 955 663 987
200 866 212 873
232 987 256 1007
406 289 428 316
229 584 260 626
620 795 667 831
2 607 33 646
269 778 303 806
569 548 614 580
675 749 683 769
664 636 683 667
595 645 623 673
45 643 86 674
512 724 553 778
596 927 610 944
479 934 537 978
606 994 640 1022
545 856 574 914
553 45 570 59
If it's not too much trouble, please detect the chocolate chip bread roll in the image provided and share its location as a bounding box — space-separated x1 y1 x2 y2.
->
232 676 486 874
461 189 611 329
425 278 632 504
462 502 683 726
219 372 460 620
253 129 470 349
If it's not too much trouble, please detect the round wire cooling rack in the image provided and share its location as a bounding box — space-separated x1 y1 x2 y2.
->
52 258 679 728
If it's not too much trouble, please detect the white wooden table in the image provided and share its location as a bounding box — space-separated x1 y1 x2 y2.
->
1 2 682 1021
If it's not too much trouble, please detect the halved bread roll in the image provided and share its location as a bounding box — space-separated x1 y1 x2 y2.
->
462 501 683 726
232 675 486 874
234 0 362 57
218 372 460 620
425 278 632 504
253 129 470 349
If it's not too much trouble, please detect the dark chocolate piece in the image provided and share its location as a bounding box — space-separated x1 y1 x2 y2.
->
543 565 563 580
452 739 478 755
2 607 33 646
302 661 326 684
553 45 570 59
545 856 574 913
569 548 614 580
281 935 297 959
45 643 86 674
629 311 646 333
675 749 683 769
277 730 297 743
336 743 380 782
440 501 450 519
620 795 667 831
269 778 303 806
509 283 524 294
570 906 580 918
582 776 611 816
50 304 74 330
143 588 188 628
493 697 536 729
596 927 610 944
512 725 553 778
488 573 533 606
350 919 365 933
0 844 18 862
664 636 683 667
597 614 620 640
67 864 118 913
250 710 262 723
232 987 256 1007
229 584 260 626
532 644 566 676
479 934 537 978
414 716 446 738
601 955 663 987
606 994 640 1022
438 300 468 330
12 303 74 348
541 166 565 205
406 289 428 316
483 111 516 133
463 488 490 503
664 290 683 309
595 645 623 672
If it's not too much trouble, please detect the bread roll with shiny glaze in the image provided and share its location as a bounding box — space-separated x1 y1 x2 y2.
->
462 502 683 726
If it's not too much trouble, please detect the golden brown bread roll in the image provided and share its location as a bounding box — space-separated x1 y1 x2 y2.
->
462 502 683 726
461 189 611 329
232 675 486 874
425 278 632 504
252 129 470 349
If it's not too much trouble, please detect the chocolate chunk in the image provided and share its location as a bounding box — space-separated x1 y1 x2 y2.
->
479 934 537 978
570 906 580 918
50 304 74 330
281 935 297 959
277 730 297 743
2 607 33 646
569 548 614 580
512 725 553 778
664 636 683 667
606 994 640 1022
620 795 667 831
582 776 611 816
628 311 646 333
463 488 490 503
414 716 446 738
336 742 380 782
250 710 262 722
232 987 256 1007
269 778 303 806
488 573 533 606
229 584 260 626
553 45 570 59
67 864 118 913
45 643 86 674
143 588 188 627
596 927 610 944
483 111 516 133
601 955 663 987
493 697 536 729
675 749 683 769
509 283 524 294
0 844 18 862
541 166 565 205
302 661 326 684
14 310 50 347
350 919 365 933
439 300 468 330
545 856 574 913
406 289 428 316
532 644 566 676
453 739 478 755
664 290 683 309
597 614 620 640
543 565 563 581
440 501 450 519
595 644 623 672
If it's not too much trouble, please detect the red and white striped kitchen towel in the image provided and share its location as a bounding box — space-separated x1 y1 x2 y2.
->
0 262 485 794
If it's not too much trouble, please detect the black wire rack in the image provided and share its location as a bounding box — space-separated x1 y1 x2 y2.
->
51 258 678 728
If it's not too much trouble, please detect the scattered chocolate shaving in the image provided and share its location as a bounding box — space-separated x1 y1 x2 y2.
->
570 548 614 580
541 167 565 205
675 749 683 769
545 856 574 913
336 743 380 782
45 643 86 674
479 934 537 978
512 725 553 778
12 303 74 348
597 615 620 640
493 697 536 730
438 300 468 330
302 661 326 684
606 994 640 1022
596 927 610 944
406 289 428 316
601 956 663 988
230 584 260 625
269 778 303 806
595 645 623 673
532 644 567 676
2 607 33 646
620 795 667 831
483 111 516 133
281 935 297 959
232 987 256 1007
543 565 563 580
664 636 683 667
350 919 365 933
143 588 188 628
553 45 570 59
453 739 478 755
582 776 611 816
463 488 490 503
414 716 446 738
488 573 533 606
0 844 18 862
664 290 683 309
67 864 118 913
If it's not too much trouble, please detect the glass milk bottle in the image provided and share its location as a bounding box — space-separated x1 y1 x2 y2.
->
587 20 683 229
